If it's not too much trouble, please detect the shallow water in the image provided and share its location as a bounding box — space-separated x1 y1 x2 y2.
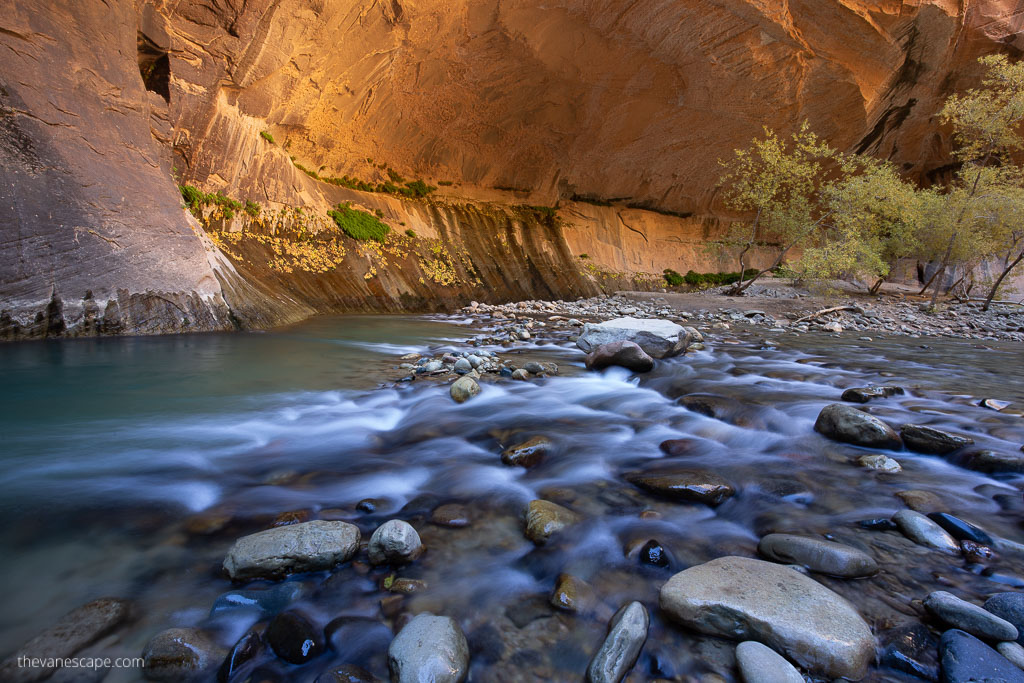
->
1 314 1023 681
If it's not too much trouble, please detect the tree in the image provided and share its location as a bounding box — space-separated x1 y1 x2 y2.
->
798 154 921 292
718 122 835 295
929 54 1024 310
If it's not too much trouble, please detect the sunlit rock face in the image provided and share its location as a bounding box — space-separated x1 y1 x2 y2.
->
1 1 1019 337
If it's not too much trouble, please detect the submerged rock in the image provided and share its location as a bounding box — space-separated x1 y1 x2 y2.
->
586 601 648 683
316 665 382 683
814 403 902 449
524 499 578 545
266 610 325 664
856 453 902 473
841 386 905 403
658 556 874 679
734 641 804 683
927 512 993 545
892 510 960 554
430 503 471 528
900 424 974 454
223 520 360 580
0 598 131 683
757 533 878 577
576 317 690 358
939 629 1024 683
924 591 1018 641
550 573 593 612
501 436 551 468
625 469 735 506
387 614 469 683
584 341 655 372
955 449 1024 474
368 520 423 565
142 628 227 682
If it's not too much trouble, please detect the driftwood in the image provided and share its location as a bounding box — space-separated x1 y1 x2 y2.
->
792 305 863 325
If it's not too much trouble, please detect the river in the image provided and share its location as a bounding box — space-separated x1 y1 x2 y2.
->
1 314 1022 681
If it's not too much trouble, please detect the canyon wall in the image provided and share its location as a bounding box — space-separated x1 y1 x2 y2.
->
1 0 1021 338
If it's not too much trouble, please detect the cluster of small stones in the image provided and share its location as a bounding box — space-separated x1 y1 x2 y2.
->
394 349 558 389
463 292 1024 342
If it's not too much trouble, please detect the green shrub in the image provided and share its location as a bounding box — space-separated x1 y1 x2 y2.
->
387 168 405 183
244 200 261 218
374 208 384 218
405 228 417 238
663 268 684 286
179 184 206 212
528 205 557 220
327 202 390 243
579 254 590 260
682 269 760 287
438 180 454 186
259 131 275 144
402 179 436 198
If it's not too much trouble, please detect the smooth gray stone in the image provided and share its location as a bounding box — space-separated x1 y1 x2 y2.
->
735 641 804 683
758 533 878 577
223 520 360 580
659 556 873 679
892 510 960 554
940 629 1024 683
368 520 422 565
449 376 480 403
586 601 649 683
999 641 1024 670
925 591 1018 641
576 317 690 358
387 614 468 683
900 424 974 454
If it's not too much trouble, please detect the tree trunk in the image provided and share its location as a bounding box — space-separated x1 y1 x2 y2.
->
982 249 1024 311
928 232 957 310
868 277 886 295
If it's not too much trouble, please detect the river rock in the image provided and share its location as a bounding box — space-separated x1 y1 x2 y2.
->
576 317 690 358
210 582 305 619
551 573 594 612
813 403 902 449
524 499 578 545
218 629 263 682
387 614 469 683
757 533 878 577
982 398 1012 411
925 591 1018 641
985 593 1024 645
639 540 670 568
734 641 804 683
900 424 974 454
368 520 423 565
659 556 874 679
316 665 382 683
586 601 648 683
927 512 994 545
939 629 1024 682
879 622 939 680
223 520 360 580
999 642 1024 670
142 628 228 682
584 341 655 372
266 610 325 664
511 369 531 381
449 376 480 403
841 386 905 403
501 436 551 468
892 510 960 554
453 358 472 374
857 453 902 473
0 598 132 683
625 469 735 506
430 503 471 528
956 449 1024 474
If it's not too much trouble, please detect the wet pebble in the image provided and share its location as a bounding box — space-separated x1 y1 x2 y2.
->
586 601 648 683
985 593 1024 645
927 512 994 545
449 376 480 403
998 641 1024 670
900 424 975 454
624 469 735 506
813 403 901 449
429 503 471 528
856 453 901 473
266 610 325 664
925 590 1018 641
524 499 578 545
757 533 878 577
501 436 551 468
734 641 804 683
315 664 382 682
639 540 670 568
368 520 423 565
841 385 905 403
142 627 227 682
939 629 1024 682
222 520 360 581
956 449 1024 474
892 510 960 554
387 614 469 683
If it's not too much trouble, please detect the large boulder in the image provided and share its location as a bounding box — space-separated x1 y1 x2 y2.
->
387 614 469 683
814 404 902 449
659 556 874 679
584 341 655 372
576 318 691 359
223 520 360 580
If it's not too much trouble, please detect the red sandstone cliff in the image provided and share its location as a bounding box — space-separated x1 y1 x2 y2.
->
1 1 1020 337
